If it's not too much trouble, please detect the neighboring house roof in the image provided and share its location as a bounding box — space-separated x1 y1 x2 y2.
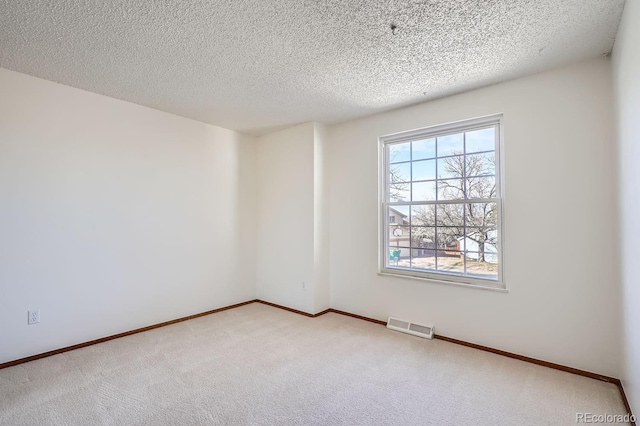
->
389 207 407 219
389 207 409 225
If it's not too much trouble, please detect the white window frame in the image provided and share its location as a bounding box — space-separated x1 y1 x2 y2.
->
378 114 505 290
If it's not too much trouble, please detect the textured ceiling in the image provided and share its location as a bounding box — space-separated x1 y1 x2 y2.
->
0 0 626 135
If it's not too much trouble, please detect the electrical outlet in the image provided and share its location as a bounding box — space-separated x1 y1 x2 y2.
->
28 309 40 325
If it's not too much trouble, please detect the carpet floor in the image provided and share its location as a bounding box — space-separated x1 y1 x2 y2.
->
0 303 629 425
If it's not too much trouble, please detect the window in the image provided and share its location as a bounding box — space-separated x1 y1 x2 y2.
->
380 115 504 288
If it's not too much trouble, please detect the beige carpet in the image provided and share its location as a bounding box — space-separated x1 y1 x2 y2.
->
0 303 629 425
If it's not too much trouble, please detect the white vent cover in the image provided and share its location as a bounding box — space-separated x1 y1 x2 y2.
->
387 317 434 339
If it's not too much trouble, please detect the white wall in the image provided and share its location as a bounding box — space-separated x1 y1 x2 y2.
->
0 68 257 364
255 122 331 314
313 123 331 313
613 0 640 414
327 58 621 377
256 123 316 313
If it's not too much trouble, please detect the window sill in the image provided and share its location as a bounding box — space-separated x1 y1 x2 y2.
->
377 270 508 293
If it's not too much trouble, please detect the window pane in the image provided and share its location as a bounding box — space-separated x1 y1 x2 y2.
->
389 225 410 248
465 252 498 280
437 179 464 200
464 229 489 250
389 182 410 202
437 155 464 179
464 227 497 252
387 246 411 268
388 205 409 225
464 221 498 279
390 162 411 183
411 226 435 247
436 227 462 253
411 205 435 226
411 248 436 271
436 250 464 274
437 203 464 227
466 127 495 153
466 176 495 199
412 159 436 181
466 152 495 176
389 142 411 163
465 203 497 228
388 224 410 235
437 133 463 156
411 226 436 270
412 181 436 201
412 138 436 160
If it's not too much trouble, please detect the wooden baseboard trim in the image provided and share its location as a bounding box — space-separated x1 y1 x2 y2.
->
616 381 636 426
254 300 330 317
0 299 258 370
433 334 618 383
252 301 389 325
2 298 634 423
327 308 387 326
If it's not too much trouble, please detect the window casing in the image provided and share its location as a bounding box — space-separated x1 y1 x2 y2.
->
379 115 504 289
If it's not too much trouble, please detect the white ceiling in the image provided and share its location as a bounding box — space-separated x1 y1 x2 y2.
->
0 0 625 135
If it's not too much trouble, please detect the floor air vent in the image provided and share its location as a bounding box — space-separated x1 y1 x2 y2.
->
387 317 434 339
